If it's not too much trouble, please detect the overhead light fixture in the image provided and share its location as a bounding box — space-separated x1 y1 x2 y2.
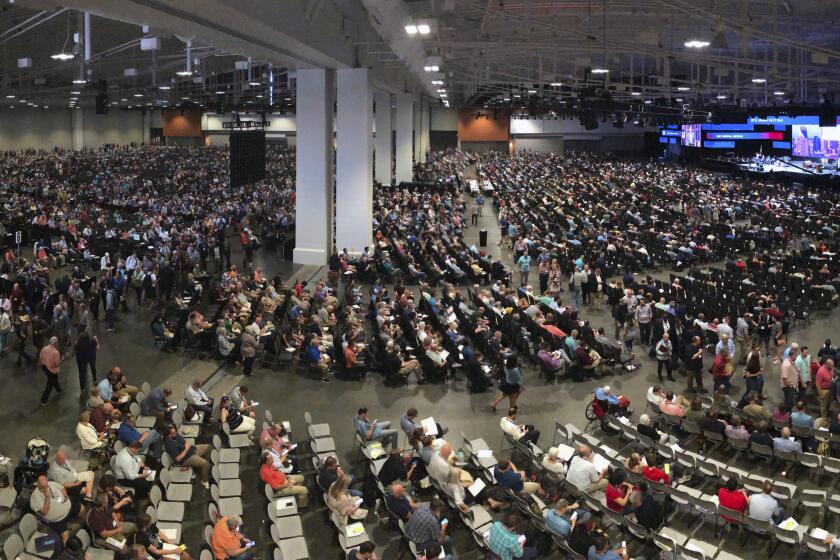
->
716 94 727 99
5 95 14 99
513 94 521 98
134 93 143 97
591 68 609 74
550 82 562 87
176 70 193 76
751 78 766 83
423 65 439 72
644 99 652 104
631 92 641 96
405 24 418 35
181 96 190 100
684 40 710 48
440 93 447 98
527 89 537 94
51 52 74 61
256 94 264 98
431 80 444 85
158 85 171 90
72 79 86 84
248 81 261 86
216 90 225 94
773 91 785 96
70 90 81 95
417 23 431 35
120 98 128 102
503 97 510 101
436 88 446 93
675 98 684 102
677 86 690 91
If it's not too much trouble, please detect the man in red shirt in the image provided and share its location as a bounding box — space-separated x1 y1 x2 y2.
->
816 358 835 419
259 452 308 507
717 478 748 522
642 453 672 485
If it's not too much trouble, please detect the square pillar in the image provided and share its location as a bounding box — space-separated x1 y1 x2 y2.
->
395 93 414 184
71 108 84 150
420 101 430 162
293 68 335 266
413 95 422 163
374 90 393 186
335 68 373 255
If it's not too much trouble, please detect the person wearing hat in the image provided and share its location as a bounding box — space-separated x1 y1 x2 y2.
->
14 313 33 366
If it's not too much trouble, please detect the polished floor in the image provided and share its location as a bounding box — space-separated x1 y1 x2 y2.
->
1 199 838 560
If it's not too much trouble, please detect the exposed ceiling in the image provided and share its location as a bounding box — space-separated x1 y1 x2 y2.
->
400 0 840 110
0 0 428 112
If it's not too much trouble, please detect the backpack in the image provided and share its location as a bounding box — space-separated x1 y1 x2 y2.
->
183 404 197 422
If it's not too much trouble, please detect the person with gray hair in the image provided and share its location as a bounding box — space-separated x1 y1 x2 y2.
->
38 335 64 405
211 514 255 560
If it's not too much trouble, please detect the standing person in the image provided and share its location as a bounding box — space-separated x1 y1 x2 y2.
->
711 348 734 393
0 305 10 355
74 332 99 392
756 312 772 360
105 285 117 332
548 260 563 295
684 335 706 393
780 350 799 412
240 325 258 377
655 333 674 382
38 336 64 406
744 344 765 398
635 296 652 346
15 314 33 366
570 265 586 312
771 318 784 364
815 358 835 420
538 258 550 295
735 313 753 365
88 282 100 322
795 345 812 402
490 354 524 412
470 201 479 226
517 252 531 287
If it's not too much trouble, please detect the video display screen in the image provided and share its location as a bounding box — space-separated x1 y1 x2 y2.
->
681 124 702 147
792 125 840 159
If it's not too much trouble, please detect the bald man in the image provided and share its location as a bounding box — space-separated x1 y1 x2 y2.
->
48 448 95 501
429 443 452 486
385 482 416 522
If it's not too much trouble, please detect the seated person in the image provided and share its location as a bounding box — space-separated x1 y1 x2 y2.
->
500 406 541 446
772 426 803 453
566 445 608 493
118 414 163 456
594 385 631 414
184 379 215 424
163 425 212 489
135 512 193 560
724 415 750 443
384 482 416 521
317 456 362 498
211 515 255 560
604 470 634 513
87 492 137 553
494 458 545 497
326 474 367 527
353 406 398 449
791 401 814 428
748 480 785 524
545 499 589 538
259 452 309 507
378 451 419 488
659 391 685 417
541 447 567 474
750 421 774 447
30 475 85 545
219 395 256 437
718 478 748 519
48 448 95 501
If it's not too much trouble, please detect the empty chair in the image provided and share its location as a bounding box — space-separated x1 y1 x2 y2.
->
211 465 243 497
266 498 298 520
211 484 243 517
160 468 193 502
74 528 91 550
19 512 38 547
304 411 331 439
221 422 251 448
212 435 240 464
269 516 304 540
798 489 826 518
211 450 240 479
770 523 801 556
150 485 185 522
274 541 309 560
130 401 157 429
4 533 24 560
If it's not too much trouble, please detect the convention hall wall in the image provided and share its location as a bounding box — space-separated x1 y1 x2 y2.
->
0 107 145 150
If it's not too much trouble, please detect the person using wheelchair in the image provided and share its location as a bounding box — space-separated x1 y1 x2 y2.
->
594 385 633 417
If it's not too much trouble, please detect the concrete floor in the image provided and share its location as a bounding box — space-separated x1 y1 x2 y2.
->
2 198 838 560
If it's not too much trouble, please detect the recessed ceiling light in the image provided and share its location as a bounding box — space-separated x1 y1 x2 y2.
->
684 40 710 48
72 79 86 84
120 98 128 102
550 82 562 87
675 98 684 102
181 97 189 100
159 85 171 90
51 52 74 61
773 91 785 96
256 94 264 98
134 93 143 97
5 95 14 99
417 23 431 34
751 78 766 83
677 87 690 91
644 99 652 104
423 65 439 72
404 24 418 35
716 94 727 99
248 81 261 86
591 68 609 74
631 92 641 96
216 90 225 94
71 90 81 95
176 70 193 76
527 90 537 94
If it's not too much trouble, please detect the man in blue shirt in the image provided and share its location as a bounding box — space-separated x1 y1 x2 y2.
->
353 407 398 449
790 401 814 429
305 338 332 384
588 532 627 560
487 513 537 560
117 414 162 454
493 459 545 497
545 499 590 538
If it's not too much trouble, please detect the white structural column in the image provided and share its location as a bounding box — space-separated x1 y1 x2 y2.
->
413 95 422 163
143 110 151 144
395 93 414 184
373 90 392 185
335 68 373 255
419 100 430 162
71 108 84 150
293 68 335 265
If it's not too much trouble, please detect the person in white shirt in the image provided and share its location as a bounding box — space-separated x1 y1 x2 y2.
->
75 411 105 467
48 448 95 501
499 407 540 446
184 378 214 424
566 445 607 492
113 442 153 499
429 444 453 486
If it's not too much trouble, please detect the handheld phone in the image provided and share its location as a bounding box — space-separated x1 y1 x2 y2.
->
622 541 626 551
441 518 449 526
570 511 578 522
664 463 670 475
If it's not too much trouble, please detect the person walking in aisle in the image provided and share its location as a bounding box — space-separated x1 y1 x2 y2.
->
38 336 64 406
655 333 675 382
